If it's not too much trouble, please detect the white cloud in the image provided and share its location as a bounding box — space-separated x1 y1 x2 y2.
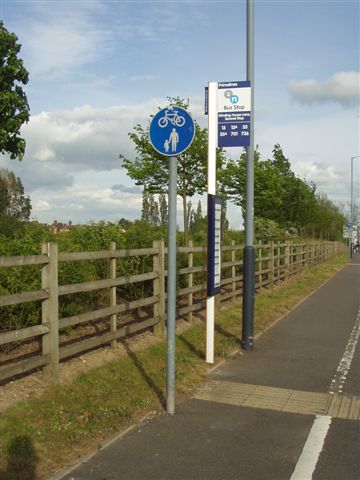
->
288 72 360 108
130 74 158 82
29 181 143 224
34 147 56 162
89 75 115 88
12 0 207 82
295 162 347 193
14 0 111 79
20 101 162 176
32 199 51 211
19 99 208 183
256 109 358 204
112 184 142 194
11 159 74 192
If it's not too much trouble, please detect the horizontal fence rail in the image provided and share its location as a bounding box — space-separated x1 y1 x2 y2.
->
0 239 344 383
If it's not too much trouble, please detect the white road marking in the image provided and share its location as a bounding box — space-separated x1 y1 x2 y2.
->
290 415 332 480
290 308 360 480
329 309 360 394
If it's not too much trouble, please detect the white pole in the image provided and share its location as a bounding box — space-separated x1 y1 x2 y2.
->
206 81 218 364
208 82 217 196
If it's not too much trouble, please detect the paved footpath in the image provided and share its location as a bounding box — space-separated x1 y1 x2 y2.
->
60 256 360 480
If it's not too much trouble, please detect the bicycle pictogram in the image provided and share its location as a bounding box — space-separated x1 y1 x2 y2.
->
158 108 186 128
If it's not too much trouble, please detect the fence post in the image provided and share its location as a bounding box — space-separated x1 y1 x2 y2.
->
153 240 165 337
312 242 316 264
277 241 281 282
188 240 193 323
296 244 301 273
301 243 305 270
41 242 59 382
306 243 309 266
269 241 274 288
231 240 236 300
257 240 262 291
110 242 117 348
285 241 290 279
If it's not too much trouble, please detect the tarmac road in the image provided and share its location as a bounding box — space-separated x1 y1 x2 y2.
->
59 255 360 480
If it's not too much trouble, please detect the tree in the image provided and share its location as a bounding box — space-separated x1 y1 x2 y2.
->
269 144 316 230
0 21 30 160
141 190 151 223
121 97 226 244
141 189 159 226
306 193 345 240
222 144 318 236
159 193 168 226
222 148 284 223
149 194 159 226
219 187 229 232
118 218 133 230
0 168 31 236
189 200 206 234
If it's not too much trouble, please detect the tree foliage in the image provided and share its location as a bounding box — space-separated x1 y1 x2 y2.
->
159 193 168 227
0 168 31 236
0 21 30 160
222 144 344 239
141 190 160 226
304 193 345 240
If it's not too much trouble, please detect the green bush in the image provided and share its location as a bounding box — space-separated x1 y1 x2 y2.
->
0 221 252 334
0 221 167 333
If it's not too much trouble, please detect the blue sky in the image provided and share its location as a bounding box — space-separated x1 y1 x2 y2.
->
1 0 359 227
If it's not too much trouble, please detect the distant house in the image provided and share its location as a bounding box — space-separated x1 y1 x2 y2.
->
49 220 74 234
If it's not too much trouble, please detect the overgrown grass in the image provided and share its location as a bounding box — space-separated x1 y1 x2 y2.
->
0 252 347 479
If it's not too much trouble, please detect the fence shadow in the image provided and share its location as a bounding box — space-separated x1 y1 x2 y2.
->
1 435 38 480
177 334 205 360
120 340 166 410
214 323 240 343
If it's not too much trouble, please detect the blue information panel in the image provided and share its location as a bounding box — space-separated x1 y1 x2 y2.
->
207 194 222 296
218 81 251 148
149 106 195 156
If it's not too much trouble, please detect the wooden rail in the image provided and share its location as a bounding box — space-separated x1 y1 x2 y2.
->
0 239 344 383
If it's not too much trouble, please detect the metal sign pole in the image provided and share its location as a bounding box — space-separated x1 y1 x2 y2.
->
206 82 218 364
166 155 177 415
148 105 195 415
350 156 354 259
242 0 255 350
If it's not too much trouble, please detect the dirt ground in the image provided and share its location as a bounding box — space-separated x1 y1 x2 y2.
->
0 317 199 413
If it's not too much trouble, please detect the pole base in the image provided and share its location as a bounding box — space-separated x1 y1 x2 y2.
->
242 246 255 350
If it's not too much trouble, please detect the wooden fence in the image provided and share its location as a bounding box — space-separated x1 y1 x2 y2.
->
0 240 344 383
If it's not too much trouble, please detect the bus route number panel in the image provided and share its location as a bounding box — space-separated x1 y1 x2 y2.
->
207 195 222 296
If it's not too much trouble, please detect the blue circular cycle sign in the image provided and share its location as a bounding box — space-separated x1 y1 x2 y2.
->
149 106 195 156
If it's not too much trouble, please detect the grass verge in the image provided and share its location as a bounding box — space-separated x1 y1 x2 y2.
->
0 252 347 479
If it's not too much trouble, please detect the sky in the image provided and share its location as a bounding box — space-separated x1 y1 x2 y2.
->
0 0 359 228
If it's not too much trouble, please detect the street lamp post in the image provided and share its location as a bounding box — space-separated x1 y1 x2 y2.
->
350 155 360 259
